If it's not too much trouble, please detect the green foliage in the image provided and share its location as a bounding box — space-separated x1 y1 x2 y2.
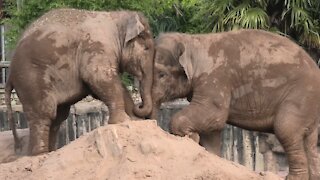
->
3 0 185 47
193 0 320 48
3 0 320 50
121 72 134 88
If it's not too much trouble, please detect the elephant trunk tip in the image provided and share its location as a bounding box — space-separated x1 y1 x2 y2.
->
133 104 152 119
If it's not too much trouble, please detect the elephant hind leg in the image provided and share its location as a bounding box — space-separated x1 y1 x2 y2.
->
49 104 71 151
22 95 58 155
25 110 52 155
199 131 222 156
304 126 320 180
274 111 309 179
275 129 308 180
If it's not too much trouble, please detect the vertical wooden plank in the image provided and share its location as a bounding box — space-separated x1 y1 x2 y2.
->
19 112 28 128
242 130 254 169
94 111 101 129
87 113 92 132
72 113 77 140
254 134 264 171
76 114 82 138
57 119 66 149
76 114 87 138
222 125 233 161
4 111 8 131
232 126 240 164
14 112 20 129
101 110 108 125
83 114 88 135
65 116 70 145
90 112 100 131
0 111 5 131
67 114 75 142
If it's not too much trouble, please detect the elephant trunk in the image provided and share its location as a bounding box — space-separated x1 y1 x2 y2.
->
133 73 153 118
149 101 160 119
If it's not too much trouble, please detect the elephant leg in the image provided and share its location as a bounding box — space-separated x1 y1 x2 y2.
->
200 130 222 156
170 103 228 145
82 65 130 124
274 113 309 180
26 111 52 155
304 127 320 180
21 94 58 155
49 104 71 151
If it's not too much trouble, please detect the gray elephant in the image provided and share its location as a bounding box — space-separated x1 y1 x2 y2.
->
145 29 320 180
5 8 154 155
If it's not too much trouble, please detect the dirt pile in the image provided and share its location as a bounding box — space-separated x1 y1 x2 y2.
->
0 120 282 180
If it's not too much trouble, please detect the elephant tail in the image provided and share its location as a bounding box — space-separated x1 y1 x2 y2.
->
5 79 22 153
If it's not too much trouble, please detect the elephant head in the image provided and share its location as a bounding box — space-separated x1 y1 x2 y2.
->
118 12 155 117
150 34 192 119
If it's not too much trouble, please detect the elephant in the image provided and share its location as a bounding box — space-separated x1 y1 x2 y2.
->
146 29 320 180
4 8 155 155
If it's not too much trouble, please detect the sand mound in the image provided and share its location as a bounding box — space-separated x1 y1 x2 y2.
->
0 120 281 180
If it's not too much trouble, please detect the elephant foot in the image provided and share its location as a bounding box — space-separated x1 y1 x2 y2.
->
14 138 23 155
108 112 131 124
30 145 49 156
187 132 200 143
285 173 308 180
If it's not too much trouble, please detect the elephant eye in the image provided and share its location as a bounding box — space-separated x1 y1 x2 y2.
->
158 72 167 78
138 32 146 39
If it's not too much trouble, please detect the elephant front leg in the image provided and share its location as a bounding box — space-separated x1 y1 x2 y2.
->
93 79 130 124
200 131 222 156
170 102 229 153
82 65 130 124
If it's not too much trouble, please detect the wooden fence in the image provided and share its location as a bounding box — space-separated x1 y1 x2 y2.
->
0 100 309 175
0 61 10 88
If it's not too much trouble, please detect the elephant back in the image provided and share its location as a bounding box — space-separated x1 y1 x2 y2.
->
20 8 110 40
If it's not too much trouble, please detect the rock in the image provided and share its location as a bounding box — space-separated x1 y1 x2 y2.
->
0 121 282 180
139 140 157 155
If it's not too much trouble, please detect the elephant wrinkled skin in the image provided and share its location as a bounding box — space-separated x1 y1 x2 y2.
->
150 29 320 180
5 8 154 155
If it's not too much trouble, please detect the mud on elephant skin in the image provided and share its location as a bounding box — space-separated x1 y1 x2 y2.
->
5 8 155 155
150 29 320 180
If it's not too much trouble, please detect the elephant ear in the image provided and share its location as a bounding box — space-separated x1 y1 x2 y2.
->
125 14 145 43
177 43 193 81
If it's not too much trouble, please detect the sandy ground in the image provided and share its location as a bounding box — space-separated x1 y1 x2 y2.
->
0 120 282 180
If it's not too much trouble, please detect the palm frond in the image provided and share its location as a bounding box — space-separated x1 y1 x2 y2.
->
285 0 312 9
223 2 250 25
240 7 269 29
299 28 320 48
290 6 310 27
211 0 234 14
254 0 268 9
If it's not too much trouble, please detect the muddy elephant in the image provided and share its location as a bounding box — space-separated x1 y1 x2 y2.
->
5 8 155 155
145 30 320 180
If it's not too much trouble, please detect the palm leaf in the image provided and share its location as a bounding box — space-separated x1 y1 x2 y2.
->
300 29 320 48
290 6 310 27
224 2 250 25
240 7 269 29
